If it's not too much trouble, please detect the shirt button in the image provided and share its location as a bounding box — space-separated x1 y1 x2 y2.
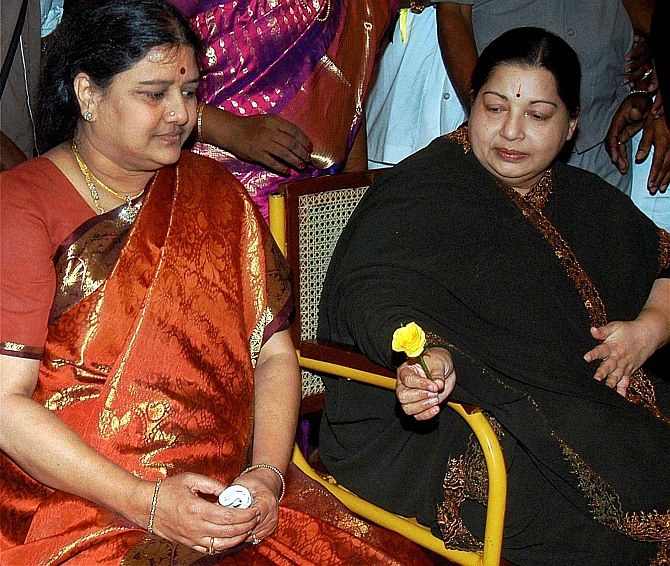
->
567 27 575 36
443 92 451 100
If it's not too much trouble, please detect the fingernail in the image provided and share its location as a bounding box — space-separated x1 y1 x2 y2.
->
427 391 438 398
299 161 306 169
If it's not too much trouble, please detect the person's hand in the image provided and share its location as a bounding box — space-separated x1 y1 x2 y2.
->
635 104 670 193
205 108 312 176
624 33 653 87
234 467 282 544
146 473 260 553
583 321 660 397
396 347 456 421
606 93 651 175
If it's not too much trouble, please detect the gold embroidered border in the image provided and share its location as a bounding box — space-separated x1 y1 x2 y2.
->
0 341 43 359
627 368 670 426
651 542 669 565
658 228 670 275
443 127 471 153
558 437 670 543
121 534 203 566
42 526 130 566
437 437 484 553
498 172 608 328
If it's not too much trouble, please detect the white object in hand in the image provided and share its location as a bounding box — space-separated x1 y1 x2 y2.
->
218 484 253 509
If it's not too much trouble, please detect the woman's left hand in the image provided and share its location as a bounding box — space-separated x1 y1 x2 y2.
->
234 468 282 543
583 321 660 396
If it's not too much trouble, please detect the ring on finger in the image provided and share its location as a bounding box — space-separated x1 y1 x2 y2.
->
208 536 215 555
252 533 260 545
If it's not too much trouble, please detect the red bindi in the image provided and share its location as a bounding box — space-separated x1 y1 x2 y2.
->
180 67 186 75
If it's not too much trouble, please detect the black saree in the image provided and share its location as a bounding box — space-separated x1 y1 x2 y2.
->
318 128 670 565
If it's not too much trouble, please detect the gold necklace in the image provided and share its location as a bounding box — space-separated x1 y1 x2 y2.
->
71 140 145 215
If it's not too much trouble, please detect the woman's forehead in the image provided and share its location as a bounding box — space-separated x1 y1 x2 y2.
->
484 65 561 99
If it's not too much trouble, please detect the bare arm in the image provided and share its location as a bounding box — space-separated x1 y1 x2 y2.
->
343 116 368 172
436 3 478 113
622 0 655 36
233 329 300 541
0 356 151 523
0 355 259 553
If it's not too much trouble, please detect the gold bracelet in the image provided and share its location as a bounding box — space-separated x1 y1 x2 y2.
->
628 88 652 97
241 464 285 503
196 101 206 144
147 477 162 533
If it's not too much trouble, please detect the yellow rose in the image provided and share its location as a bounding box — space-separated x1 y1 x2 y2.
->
392 322 426 358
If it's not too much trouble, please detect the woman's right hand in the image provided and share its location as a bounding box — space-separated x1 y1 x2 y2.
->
396 347 456 421
146 473 260 553
201 105 313 176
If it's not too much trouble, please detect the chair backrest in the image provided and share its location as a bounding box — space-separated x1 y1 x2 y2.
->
275 170 389 397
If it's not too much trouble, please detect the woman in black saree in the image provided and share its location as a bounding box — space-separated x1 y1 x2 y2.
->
318 27 670 565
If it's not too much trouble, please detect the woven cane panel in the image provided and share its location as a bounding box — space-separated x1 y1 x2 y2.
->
297 185 369 397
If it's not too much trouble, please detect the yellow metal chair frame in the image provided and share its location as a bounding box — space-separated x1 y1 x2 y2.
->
269 171 507 566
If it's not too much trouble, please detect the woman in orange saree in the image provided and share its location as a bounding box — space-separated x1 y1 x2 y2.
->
0 1 428 563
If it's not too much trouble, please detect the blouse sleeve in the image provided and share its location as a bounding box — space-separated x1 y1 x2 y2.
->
1 179 56 358
1 160 93 359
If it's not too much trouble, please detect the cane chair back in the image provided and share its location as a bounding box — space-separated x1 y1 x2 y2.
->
269 171 507 566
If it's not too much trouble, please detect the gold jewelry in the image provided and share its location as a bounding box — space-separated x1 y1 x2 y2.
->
629 88 652 96
314 0 331 21
147 478 162 534
251 533 260 545
208 536 215 555
72 140 145 219
196 101 205 143
409 0 426 14
240 464 285 503
640 68 653 81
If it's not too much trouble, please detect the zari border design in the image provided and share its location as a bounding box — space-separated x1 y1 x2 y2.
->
558 437 670 543
42 526 130 566
0 341 43 359
658 228 670 276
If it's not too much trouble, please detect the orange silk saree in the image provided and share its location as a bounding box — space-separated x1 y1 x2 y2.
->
0 152 428 565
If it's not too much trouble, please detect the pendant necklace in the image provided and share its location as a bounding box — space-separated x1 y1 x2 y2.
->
71 140 145 222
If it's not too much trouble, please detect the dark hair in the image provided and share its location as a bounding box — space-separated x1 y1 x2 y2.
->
37 0 200 150
471 27 581 118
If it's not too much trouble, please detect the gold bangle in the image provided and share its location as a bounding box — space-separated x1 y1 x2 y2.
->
629 88 652 96
196 101 206 144
147 477 162 533
241 464 285 503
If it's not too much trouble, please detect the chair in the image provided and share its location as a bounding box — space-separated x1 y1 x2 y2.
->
269 171 507 566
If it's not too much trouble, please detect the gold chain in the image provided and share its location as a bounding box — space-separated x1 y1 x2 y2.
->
314 0 330 21
71 140 145 213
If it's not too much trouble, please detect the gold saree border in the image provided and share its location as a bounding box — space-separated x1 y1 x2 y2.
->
0 341 43 359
